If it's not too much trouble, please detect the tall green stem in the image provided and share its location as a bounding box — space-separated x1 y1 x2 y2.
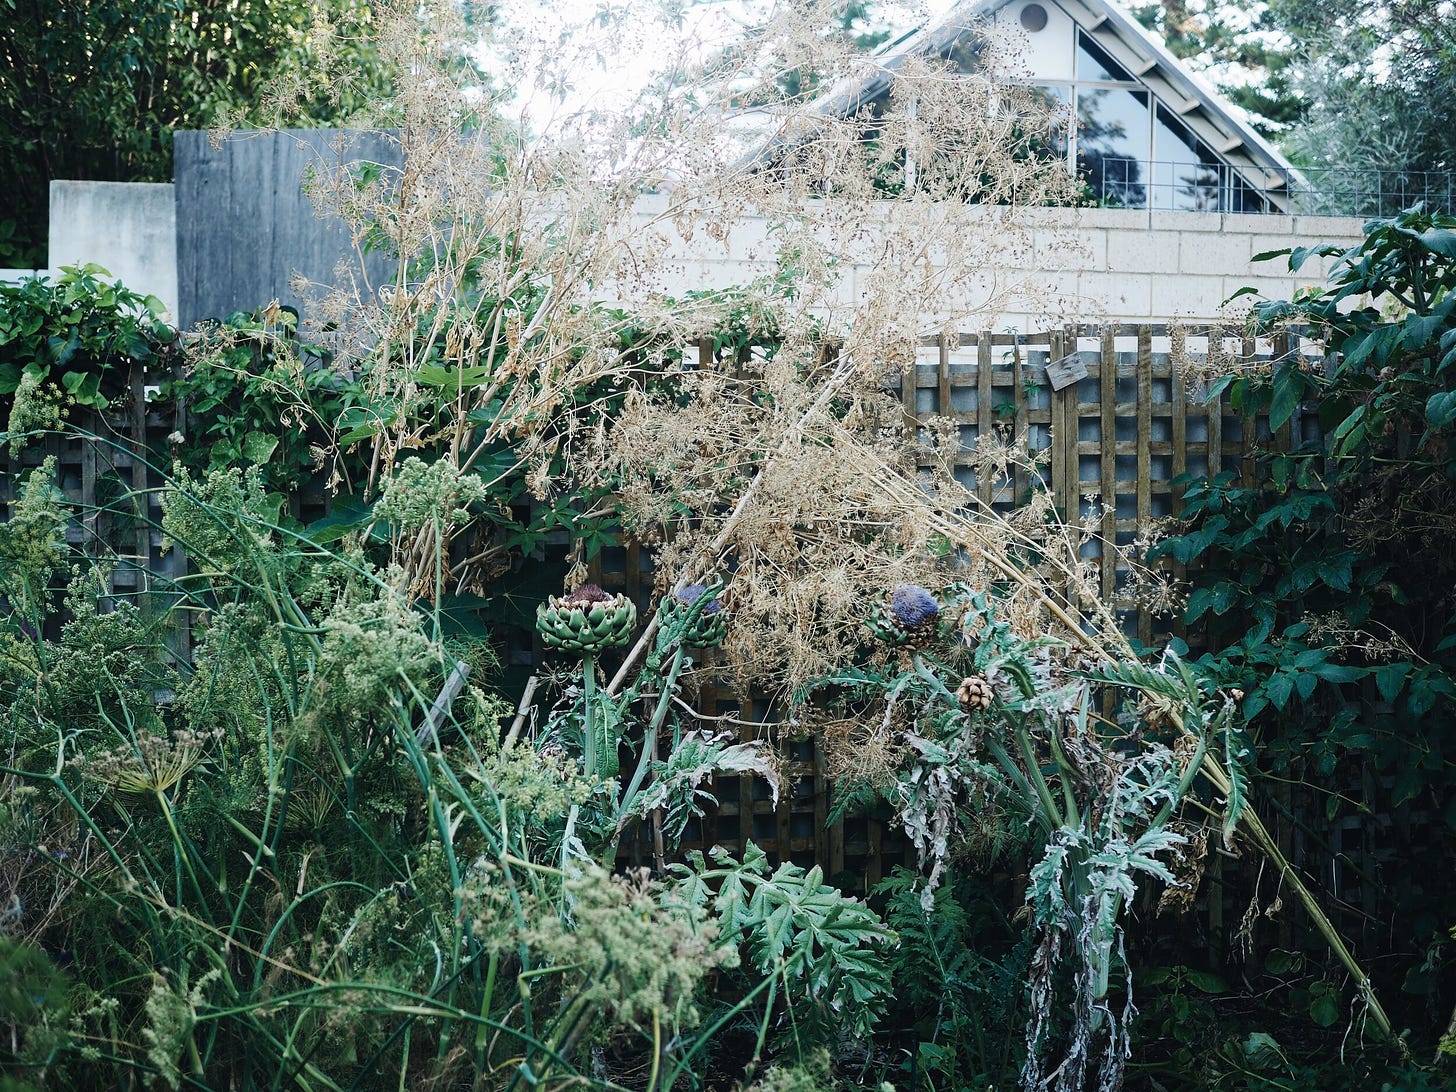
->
609 645 690 859
581 652 598 779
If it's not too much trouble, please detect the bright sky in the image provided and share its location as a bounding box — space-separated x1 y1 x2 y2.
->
485 0 966 125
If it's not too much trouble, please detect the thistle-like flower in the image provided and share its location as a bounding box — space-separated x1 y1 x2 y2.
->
537 584 638 654
658 582 728 648
891 584 939 628
868 584 941 647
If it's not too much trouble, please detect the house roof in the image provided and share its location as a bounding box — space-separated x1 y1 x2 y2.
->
763 0 1298 196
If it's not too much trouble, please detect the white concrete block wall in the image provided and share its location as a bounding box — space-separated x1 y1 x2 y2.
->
28 183 1368 332
633 197 1369 330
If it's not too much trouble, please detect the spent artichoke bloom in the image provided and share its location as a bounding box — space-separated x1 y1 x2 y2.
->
956 675 994 711
868 583 941 647
658 582 728 649
537 584 638 654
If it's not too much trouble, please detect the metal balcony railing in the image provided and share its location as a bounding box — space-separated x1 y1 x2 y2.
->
1082 157 1456 217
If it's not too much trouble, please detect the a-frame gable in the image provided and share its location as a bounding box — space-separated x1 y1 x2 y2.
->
984 0 1295 205
792 0 1299 213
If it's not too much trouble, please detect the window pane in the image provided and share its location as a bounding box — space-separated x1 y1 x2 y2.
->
1076 33 1134 83
1035 84 1072 158
1152 105 1270 212
1077 87 1150 208
1152 105 1224 210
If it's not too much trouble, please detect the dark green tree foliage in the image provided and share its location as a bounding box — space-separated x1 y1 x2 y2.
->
1157 209 1456 1057
1128 0 1303 139
1131 0 1456 176
0 0 389 266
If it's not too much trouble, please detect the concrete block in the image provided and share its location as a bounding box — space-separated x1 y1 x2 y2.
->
48 181 177 319
1180 230 1252 275
1222 211 1295 236
1151 274 1228 320
1106 229 1179 273
1034 227 1104 271
1066 206 1153 231
1151 209 1226 233
1288 214 1365 241
1079 271 1152 317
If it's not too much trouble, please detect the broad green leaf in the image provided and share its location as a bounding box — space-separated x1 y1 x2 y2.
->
1416 227 1456 258
1309 989 1341 1027
1269 371 1303 430
1425 390 1456 430
1265 671 1294 711
1185 970 1229 994
1374 662 1410 702
1313 663 1364 684
415 363 492 388
240 430 279 463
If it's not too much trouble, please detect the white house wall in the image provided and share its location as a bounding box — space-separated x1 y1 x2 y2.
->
48 181 179 320
991 1 1078 80
632 194 1366 330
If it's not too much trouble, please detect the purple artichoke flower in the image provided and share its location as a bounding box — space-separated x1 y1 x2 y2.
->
890 584 939 629
676 583 722 615
562 583 614 606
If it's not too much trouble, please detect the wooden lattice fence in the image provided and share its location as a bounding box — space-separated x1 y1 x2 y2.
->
3 327 1336 906
595 326 1329 888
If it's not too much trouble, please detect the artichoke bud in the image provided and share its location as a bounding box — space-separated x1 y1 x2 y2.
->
956 675 995 711
658 582 728 648
537 584 638 653
867 583 941 647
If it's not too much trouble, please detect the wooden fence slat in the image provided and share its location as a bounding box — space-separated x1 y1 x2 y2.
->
1136 327 1153 646
1051 335 1071 519
1013 337 1029 507
1100 328 1118 606
1171 347 1189 643
977 334 994 508
938 332 952 416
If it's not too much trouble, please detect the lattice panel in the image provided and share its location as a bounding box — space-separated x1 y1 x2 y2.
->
900 325 1324 647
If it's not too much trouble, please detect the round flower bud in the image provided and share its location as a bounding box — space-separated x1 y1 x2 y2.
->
536 584 638 654
956 675 994 711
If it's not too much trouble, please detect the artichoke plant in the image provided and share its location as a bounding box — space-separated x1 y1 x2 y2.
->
658 582 728 649
867 583 941 647
537 584 638 654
